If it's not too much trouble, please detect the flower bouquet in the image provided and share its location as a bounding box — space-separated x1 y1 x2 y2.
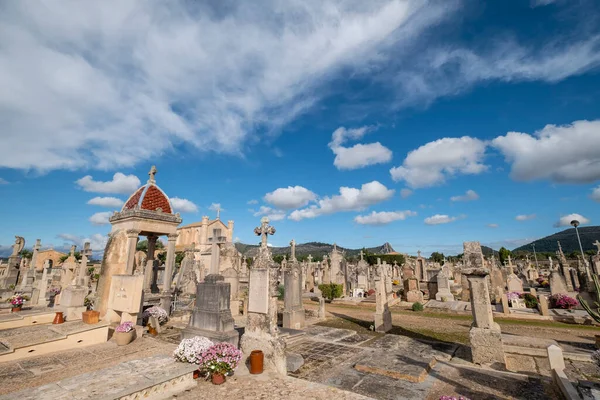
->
198 342 243 384
550 294 578 310
143 306 169 325
114 321 135 346
173 336 214 365
116 321 134 333
8 293 28 311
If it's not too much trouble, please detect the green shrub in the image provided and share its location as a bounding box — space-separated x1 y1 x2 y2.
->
412 302 424 312
318 283 344 301
521 293 538 309
277 284 285 300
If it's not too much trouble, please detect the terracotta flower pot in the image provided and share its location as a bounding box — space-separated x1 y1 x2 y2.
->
82 310 100 324
249 350 264 374
114 330 135 346
148 326 158 336
52 312 64 324
211 373 226 385
11 306 22 313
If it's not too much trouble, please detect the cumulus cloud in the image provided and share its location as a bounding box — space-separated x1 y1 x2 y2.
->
390 137 488 188
354 210 417 225
400 188 413 199
487 223 499 228
493 120 600 184
424 214 465 225
264 186 317 209
57 233 108 253
329 126 392 170
289 181 394 221
591 186 600 203
89 211 112 225
515 214 536 221
170 197 198 213
450 189 479 202
247 199 258 205
554 213 590 227
76 173 140 194
87 196 124 208
253 206 286 221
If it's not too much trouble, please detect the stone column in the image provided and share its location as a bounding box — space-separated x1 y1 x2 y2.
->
37 263 50 306
464 267 505 367
125 229 140 275
374 274 392 333
162 233 178 292
144 235 158 290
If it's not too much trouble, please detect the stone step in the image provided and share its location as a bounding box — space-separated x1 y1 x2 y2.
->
0 320 109 363
0 355 198 400
0 309 57 330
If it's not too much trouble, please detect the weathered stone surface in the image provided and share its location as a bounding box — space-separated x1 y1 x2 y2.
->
469 326 506 366
286 352 304 372
240 329 287 376
354 349 435 383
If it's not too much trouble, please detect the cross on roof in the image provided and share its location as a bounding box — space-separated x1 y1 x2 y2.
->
148 165 157 184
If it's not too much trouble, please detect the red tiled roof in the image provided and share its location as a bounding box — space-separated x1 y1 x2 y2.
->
122 184 173 214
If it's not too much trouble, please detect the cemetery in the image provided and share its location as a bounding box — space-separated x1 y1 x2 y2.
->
0 167 598 400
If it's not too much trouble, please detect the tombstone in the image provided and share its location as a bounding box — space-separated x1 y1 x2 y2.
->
489 264 504 304
107 274 144 324
506 273 523 293
435 269 454 301
501 293 510 315
222 267 241 316
374 273 392 333
538 295 549 317
1 236 25 288
239 217 287 376
318 297 326 319
403 276 423 303
550 270 568 296
36 261 51 306
464 267 506 367
182 227 239 346
282 240 305 329
60 242 93 320
19 239 41 291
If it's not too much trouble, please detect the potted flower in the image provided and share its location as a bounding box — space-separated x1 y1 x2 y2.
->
173 336 214 378
198 342 242 385
82 297 100 324
8 294 27 312
114 321 136 346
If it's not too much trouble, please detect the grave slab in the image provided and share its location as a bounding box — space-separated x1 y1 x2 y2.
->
354 348 436 383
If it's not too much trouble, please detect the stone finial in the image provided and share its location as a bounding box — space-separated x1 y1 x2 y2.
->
593 240 600 255
148 165 157 184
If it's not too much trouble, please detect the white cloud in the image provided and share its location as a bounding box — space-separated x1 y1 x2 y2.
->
289 181 394 221
247 199 258 205
354 210 417 225
531 0 557 7
87 196 124 208
450 189 479 202
170 197 198 213
554 213 590 227
0 178 8 184
515 214 536 221
328 126 392 170
76 173 141 194
264 186 317 210
208 203 224 212
487 223 499 228
591 186 600 203
400 188 413 199
0 1 452 172
253 206 286 221
89 211 112 225
424 214 465 225
390 137 488 188
493 120 600 184
57 233 108 253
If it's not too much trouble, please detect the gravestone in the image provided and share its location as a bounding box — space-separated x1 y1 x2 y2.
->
374 271 392 333
1 236 24 288
107 274 145 324
60 242 93 320
403 276 423 303
435 269 454 301
283 239 305 329
239 217 286 376
222 267 241 317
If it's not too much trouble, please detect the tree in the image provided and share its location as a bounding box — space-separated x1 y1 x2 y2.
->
20 249 33 260
498 247 512 264
136 240 165 252
430 252 444 264
60 252 81 263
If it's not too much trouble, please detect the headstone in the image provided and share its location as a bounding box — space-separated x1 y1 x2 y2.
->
435 269 454 301
501 293 510 315
464 267 506 367
374 273 392 333
107 274 145 323
1 236 25 288
282 239 305 329
222 267 240 317
403 276 423 303
538 295 549 317
507 273 523 293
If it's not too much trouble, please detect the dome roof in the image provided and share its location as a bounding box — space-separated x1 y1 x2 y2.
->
121 166 173 214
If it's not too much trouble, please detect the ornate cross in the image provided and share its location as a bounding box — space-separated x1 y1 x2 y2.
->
70 245 76 257
148 165 157 184
593 240 600 255
417 250 421 258
307 254 313 263
290 239 296 261
254 217 275 248
507 255 512 265
360 250 364 261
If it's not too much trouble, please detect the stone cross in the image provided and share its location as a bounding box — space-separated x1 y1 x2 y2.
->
360 250 364 261
593 240 600 255
216 206 221 220
417 250 421 258
307 254 313 263
209 228 226 275
254 217 276 248
148 165 157 184
79 242 92 279
70 245 76 257
290 239 296 261
30 239 41 271
507 255 512 266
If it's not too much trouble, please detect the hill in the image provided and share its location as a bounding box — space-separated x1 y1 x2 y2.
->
234 241 398 259
512 226 600 254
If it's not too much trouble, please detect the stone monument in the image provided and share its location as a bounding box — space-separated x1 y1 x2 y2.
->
374 267 392 333
283 239 305 329
403 276 423 303
240 217 286 376
60 242 93 320
19 239 41 292
435 268 454 301
1 236 24 288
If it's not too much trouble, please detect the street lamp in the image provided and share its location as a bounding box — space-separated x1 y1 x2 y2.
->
531 243 539 269
571 220 586 264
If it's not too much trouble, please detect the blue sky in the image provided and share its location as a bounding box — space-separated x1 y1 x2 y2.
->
1 0 599 257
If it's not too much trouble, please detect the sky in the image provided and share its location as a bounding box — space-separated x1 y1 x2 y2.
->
1 0 599 257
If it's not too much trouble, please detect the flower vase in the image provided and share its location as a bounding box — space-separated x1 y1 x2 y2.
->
11 306 22 313
148 326 158 336
52 311 64 324
114 330 135 346
211 373 226 385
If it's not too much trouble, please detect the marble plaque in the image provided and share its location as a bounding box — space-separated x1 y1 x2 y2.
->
248 269 269 314
107 274 144 313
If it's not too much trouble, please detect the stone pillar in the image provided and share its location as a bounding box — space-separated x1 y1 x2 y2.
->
501 293 510 316
160 233 178 310
37 264 50 306
125 229 140 275
144 235 158 291
465 268 505 367
374 275 392 332
562 266 574 291
538 295 549 317
283 262 305 329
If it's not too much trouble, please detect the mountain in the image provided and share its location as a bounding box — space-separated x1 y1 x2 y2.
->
481 246 498 257
512 226 600 254
234 241 397 259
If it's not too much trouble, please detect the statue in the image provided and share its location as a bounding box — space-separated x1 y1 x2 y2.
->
11 236 25 257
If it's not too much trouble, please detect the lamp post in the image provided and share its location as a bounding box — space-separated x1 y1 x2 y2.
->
571 220 587 266
532 243 539 269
